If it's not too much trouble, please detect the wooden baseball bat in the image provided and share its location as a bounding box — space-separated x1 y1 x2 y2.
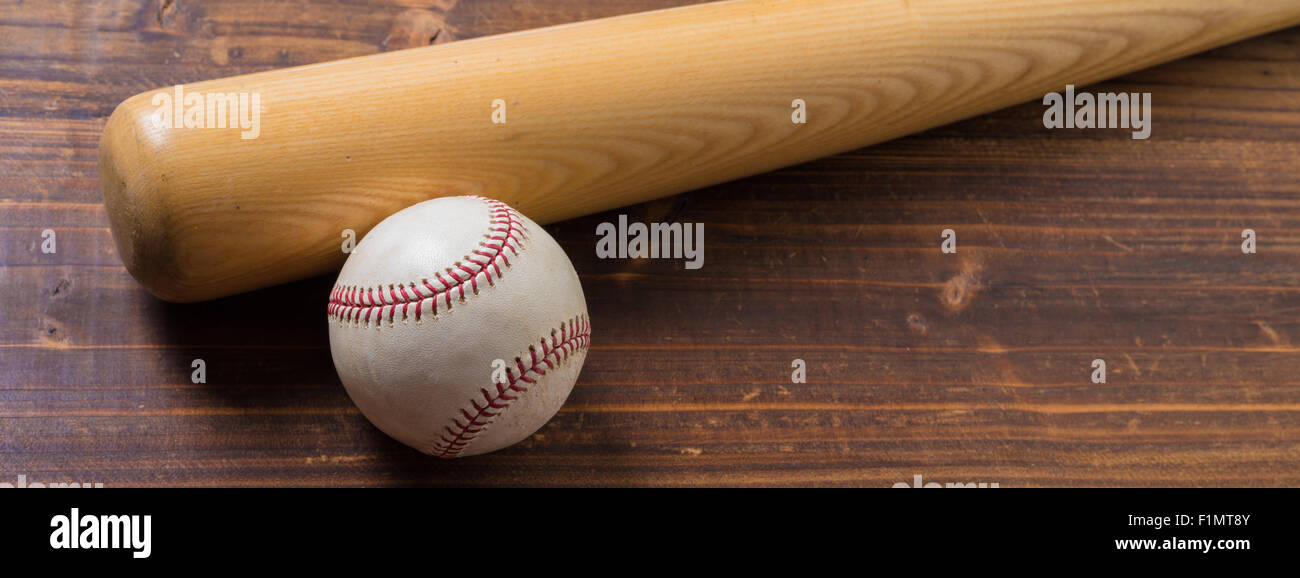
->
100 0 1300 302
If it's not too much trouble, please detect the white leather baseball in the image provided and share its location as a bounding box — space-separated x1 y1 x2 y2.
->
327 196 590 458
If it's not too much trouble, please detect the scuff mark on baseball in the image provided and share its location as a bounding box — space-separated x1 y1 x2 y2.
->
326 196 590 458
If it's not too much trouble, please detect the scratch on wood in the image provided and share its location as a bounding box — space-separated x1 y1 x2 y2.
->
976 207 1007 249
1122 353 1141 377
1255 321 1288 345
1103 234 1134 253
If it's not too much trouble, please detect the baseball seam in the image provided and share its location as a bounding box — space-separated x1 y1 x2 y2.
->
326 196 527 327
432 315 591 458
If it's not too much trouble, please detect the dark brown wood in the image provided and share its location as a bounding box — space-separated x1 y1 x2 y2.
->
1 0 1298 487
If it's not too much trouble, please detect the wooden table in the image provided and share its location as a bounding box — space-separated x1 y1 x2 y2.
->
2 0 1298 487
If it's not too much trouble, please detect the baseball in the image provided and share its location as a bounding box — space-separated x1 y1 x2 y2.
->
327 196 590 458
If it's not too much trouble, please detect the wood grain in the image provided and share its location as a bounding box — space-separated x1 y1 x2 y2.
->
1 0 1299 486
96 0 1300 301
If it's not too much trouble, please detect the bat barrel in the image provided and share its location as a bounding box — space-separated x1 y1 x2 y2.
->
99 0 1300 302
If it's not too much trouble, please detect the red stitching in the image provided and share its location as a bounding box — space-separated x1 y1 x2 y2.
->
432 316 591 458
327 197 527 325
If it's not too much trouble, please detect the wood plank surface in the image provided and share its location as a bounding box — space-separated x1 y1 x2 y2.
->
1 0 1298 486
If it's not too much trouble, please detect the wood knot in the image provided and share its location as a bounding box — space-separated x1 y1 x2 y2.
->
143 0 203 36
38 317 67 347
157 0 177 27
906 313 928 335
382 9 455 52
940 262 982 313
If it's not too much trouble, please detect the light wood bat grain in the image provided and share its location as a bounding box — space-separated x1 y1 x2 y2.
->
99 0 1300 301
